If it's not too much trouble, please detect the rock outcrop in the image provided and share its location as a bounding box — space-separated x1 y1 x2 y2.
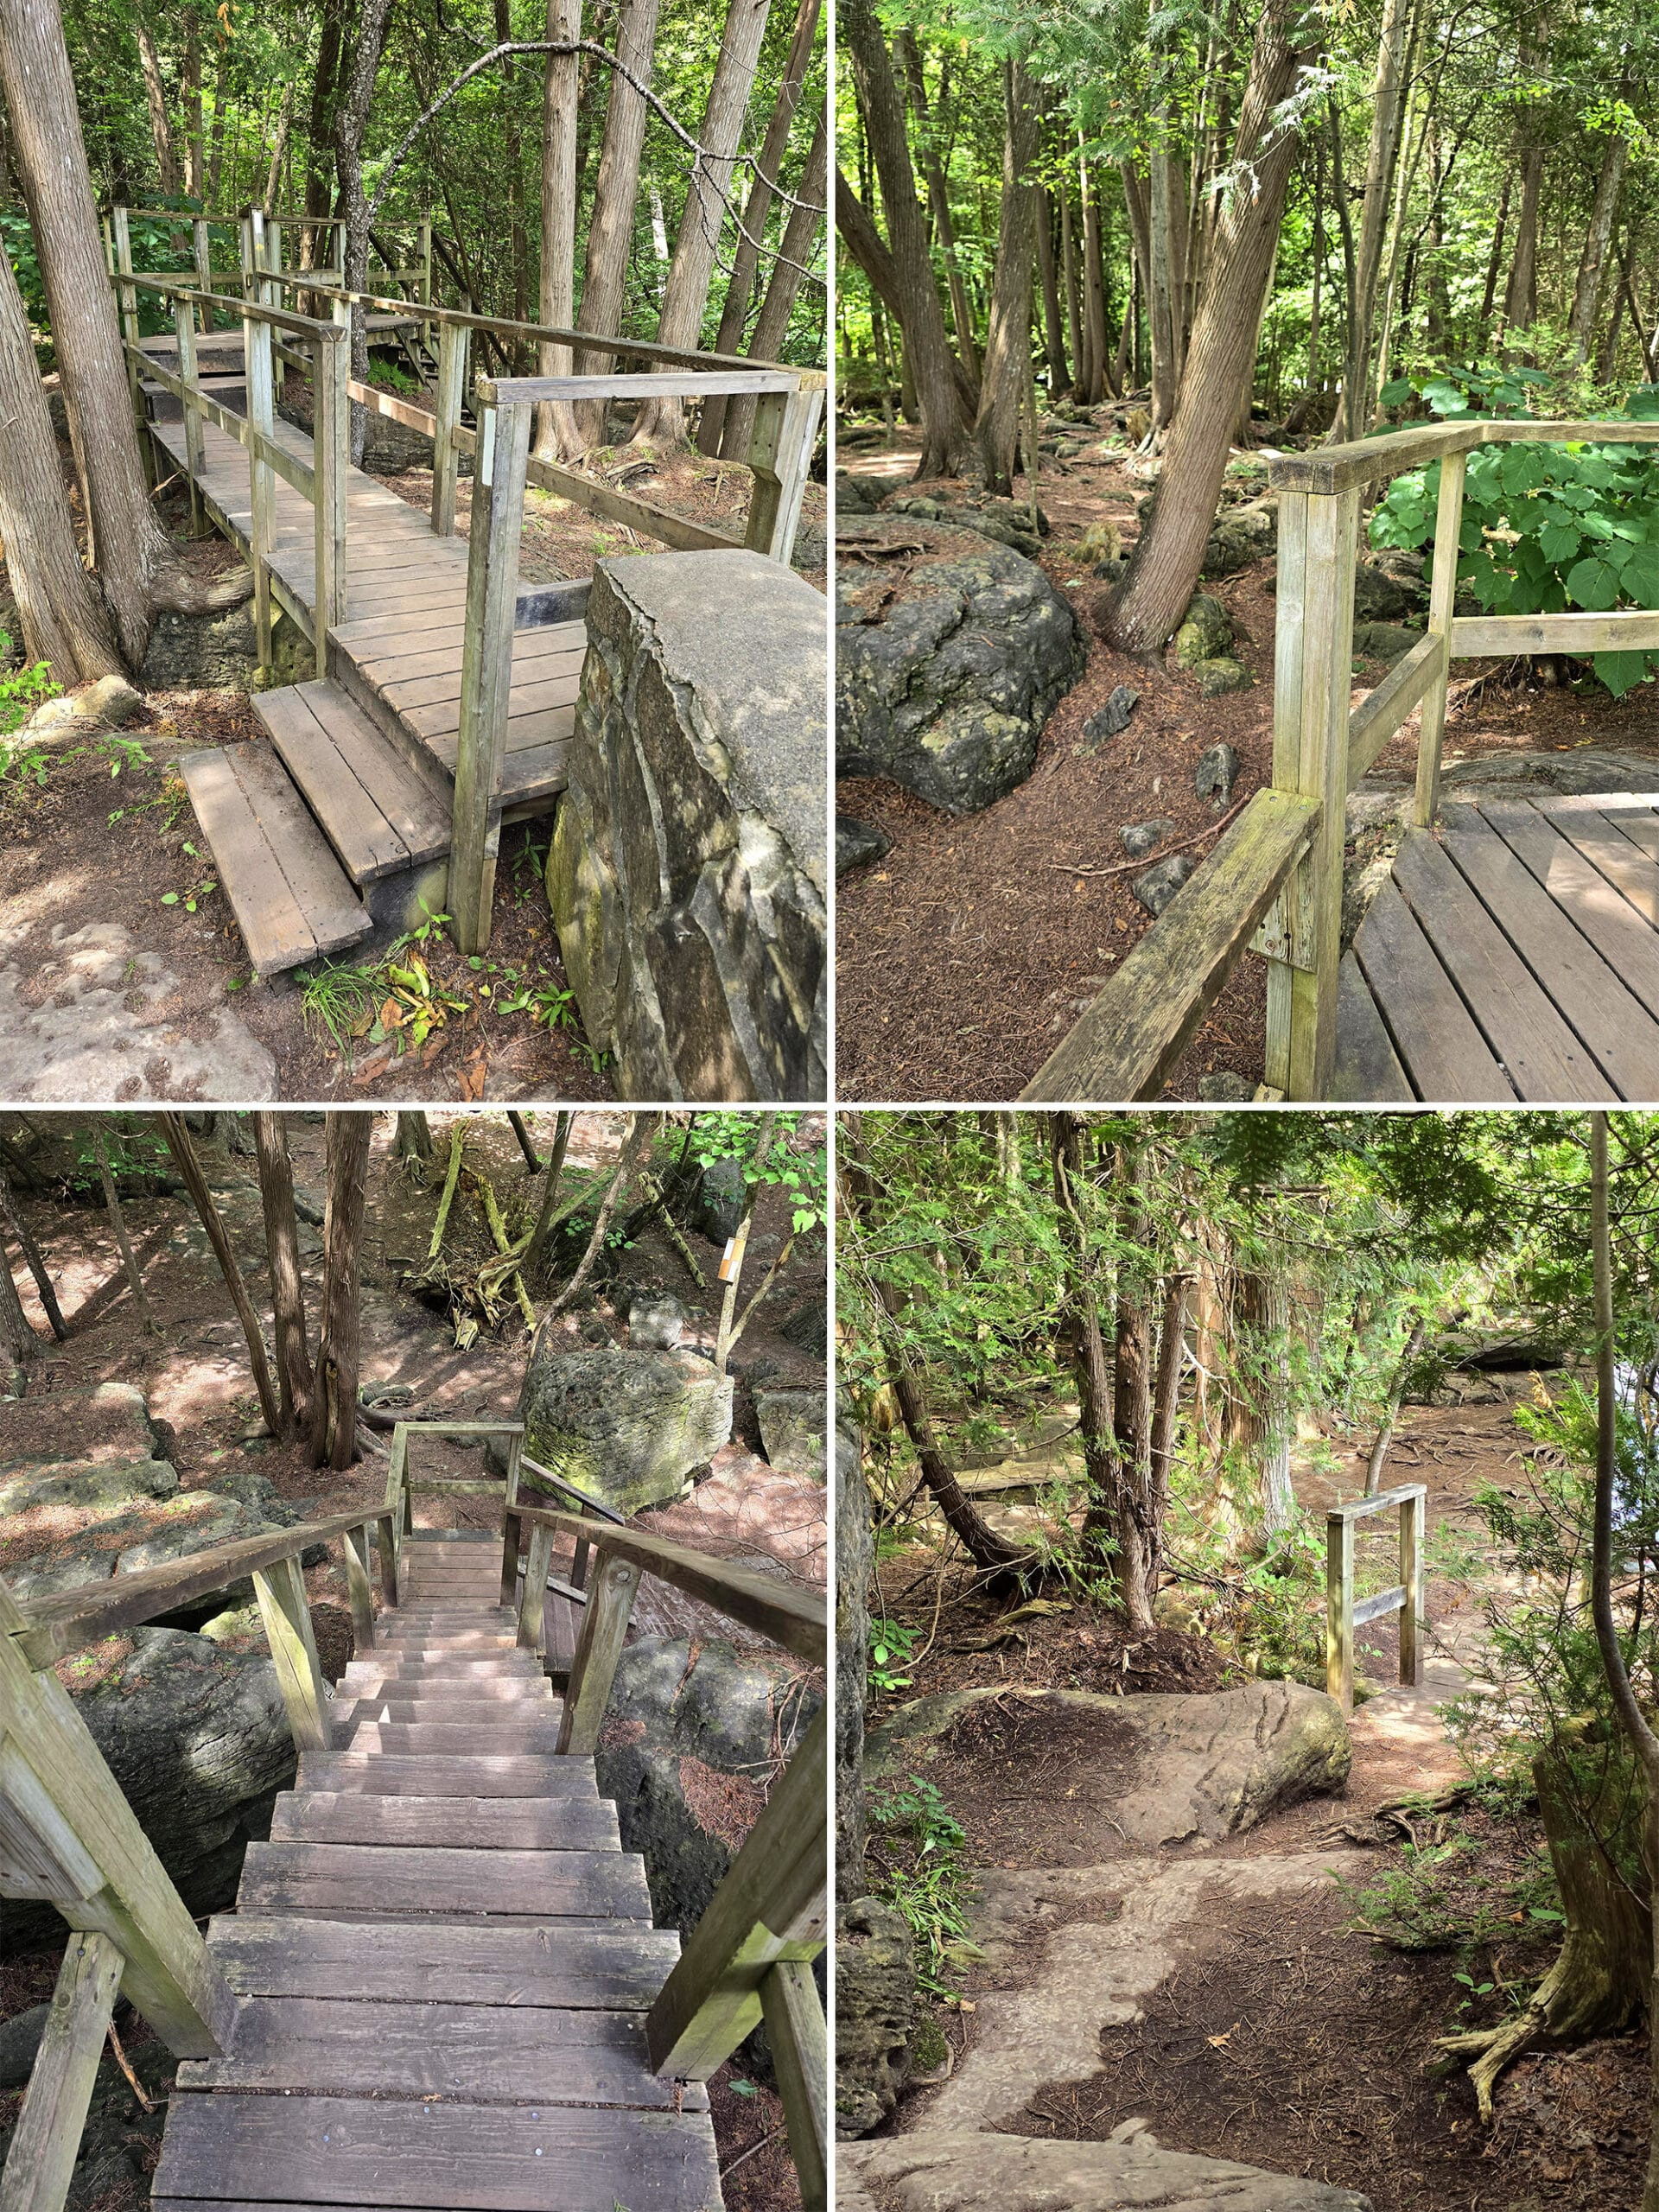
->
517 1341 734 1516
836 1897 918 2139
841 2129 1372 2210
837 519 1085 813
548 550 826 1101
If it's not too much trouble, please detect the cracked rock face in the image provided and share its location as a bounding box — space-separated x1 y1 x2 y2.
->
842 2129 1372 2211
548 550 826 1101
836 519 1086 814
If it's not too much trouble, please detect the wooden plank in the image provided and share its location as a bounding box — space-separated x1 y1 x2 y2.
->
1414 450 1465 828
235 1839 652 1918
291 681 452 862
1352 879 1515 1100
484 367 796 404
1325 1511 1355 1710
251 686 412 879
178 747 318 975
0 1932 124 2212
342 1524 374 1655
1351 1583 1407 1627
152 2094 721 2212
175 1998 700 2107
1400 1491 1425 1686
296 1751 598 1798
1528 802 1659 931
761 1958 828 2212
1390 834 1605 1097
1014 789 1320 1103
1330 950 1411 1103
1268 418 1486 495
558 1552 639 1756
270 1790 613 1851
222 744 372 971
1346 630 1445 782
1482 798 1659 1021
379 647 582 710
252 1554 331 1756
1329 1482 1428 1522
1451 609 1659 656
451 401 531 952
1486 418 1659 446
1262 486 1309 1092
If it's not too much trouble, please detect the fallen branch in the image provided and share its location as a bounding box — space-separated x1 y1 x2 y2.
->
637 1170 707 1288
1046 791 1250 878
428 1126 466 1261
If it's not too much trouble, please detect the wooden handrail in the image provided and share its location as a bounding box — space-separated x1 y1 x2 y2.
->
1325 1483 1427 1711
480 368 801 405
123 270 346 341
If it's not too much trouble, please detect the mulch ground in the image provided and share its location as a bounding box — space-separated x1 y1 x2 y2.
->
835 420 1659 1103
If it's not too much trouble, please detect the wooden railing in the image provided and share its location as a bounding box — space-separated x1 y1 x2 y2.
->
1023 416 1659 1103
1325 1481 1427 1713
106 203 435 329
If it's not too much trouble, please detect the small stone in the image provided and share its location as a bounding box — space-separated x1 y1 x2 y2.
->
1196 741 1242 805
1173 592 1234 667
1198 1070 1257 1102
1133 853 1196 914
1119 817 1175 861
1352 622 1419 664
81 674 144 727
836 815 891 878
1080 684 1140 749
1352 559 1416 622
629 1293 688 1351
1195 657 1253 698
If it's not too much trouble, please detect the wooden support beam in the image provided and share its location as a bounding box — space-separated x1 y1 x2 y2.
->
312 312 350 678
1400 1488 1424 1686
1346 631 1446 784
376 1513 399 1611
342 1525 374 1654
516 1518 557 1653
251 1554 331 1755
1450 608 1659 657
1325 1510 1355 1711
242 286 277 675
499 1431 524 1610
432 318 467 537
1415 452 1465 828
174 296 204 537
556 1552 640 1756
743 384 823 566
760 1959 828 2212
0 1932 124 2212
450 398 531 954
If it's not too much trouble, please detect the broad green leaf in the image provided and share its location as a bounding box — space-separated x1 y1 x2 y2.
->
1566 556 1619 612
1592 651 1652 699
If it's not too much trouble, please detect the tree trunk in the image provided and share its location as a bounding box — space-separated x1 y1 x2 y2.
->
136 15 180 194
1111 1142 1158 1629
1033 184 1068 395
571 0 659 445
0 234 122 681
1570 124 1630 360
1052 1116 1123 1563
1059 184 1084 397
522 1111 576 1281
543 1114 657 1318
0 1177 65 1341
834 167 978 429
1365 1313 1427 1494
1226 1266 1294 1540
301 0 345 271
1503 133 1543 331
697 0 823 455
311 1111 371 1471
972 59 1039 493
162 1114 282 1432
92 1123 157 1338
842 0 972 477
1476 169 1511 345
0 1228 34 1364
719 106 827 458
534 0 583 459
631 0 774 448
264 80 295 214
394 1111 435 1161
181 14 203 200
1103 0 1313 656
253 1112 314 1444
896 30 979 398
1342 0 1414 438
1147 139 1181 429
334 0 397 463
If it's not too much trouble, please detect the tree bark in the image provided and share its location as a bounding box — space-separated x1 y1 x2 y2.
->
1341 0 1415 438
1570 124 1630 361
253 1112 314 1444
93 1123 157 1338
896 29 979 397
1059 183 1083 397
972 59 1039 493
842 0 972 477
162 1114 281 1431
0 1227 34 1363
136 15 180 194
0 1176 65 1341
720 105 826 457
301 0 345 272
697 0 823 454
264 80 295 214
181 13 203 200
1052 1115 1122 1562
1033 184 1068 396
542 1113 656 1317
394 1111 435 1161
631 0 774 448
334 0 397 463
522 1110 576 1281
534 0 584 460
571 0 660 446
0 234 122 681
1364 1313 1427 1494
312 1111 372 1471
1103 0 1313 655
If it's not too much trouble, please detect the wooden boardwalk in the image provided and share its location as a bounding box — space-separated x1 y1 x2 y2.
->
143 367 585 973
150 1529 724 2212
1337 791 1659 1101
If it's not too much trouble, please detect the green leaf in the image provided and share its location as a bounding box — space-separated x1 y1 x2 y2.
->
160 891 179 905
1379 378 1414 406
1538 520 1581 565
1593 650 1652 699
1566 556 1619 612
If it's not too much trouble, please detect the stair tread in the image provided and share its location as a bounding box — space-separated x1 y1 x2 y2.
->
252 678 452 883
296 1751 594 1797
179 744 371 976
270 1789 618 1851
238 1838 652 1918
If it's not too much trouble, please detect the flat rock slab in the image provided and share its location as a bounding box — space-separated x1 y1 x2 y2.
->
867 1681 1351 1846
842 2130 1371 2211
0 920 276 1100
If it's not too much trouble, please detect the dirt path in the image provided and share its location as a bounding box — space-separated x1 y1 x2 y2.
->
861 1380 1649 2211
835 422 1659 1103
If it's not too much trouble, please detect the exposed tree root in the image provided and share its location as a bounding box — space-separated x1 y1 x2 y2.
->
147 560 255 615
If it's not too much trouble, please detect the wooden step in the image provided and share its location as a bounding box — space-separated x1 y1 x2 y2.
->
338 1697 558 1728
339 1657 543 1683
179 744 372 977
152 2091 721 2211
207 1911 682 2009
174 1994 702 2107
270 1789 618 1852
296 1751 594 1797
339 1670 550 1700
237 1839 652 1918
251 679 453 885
339 1719 566 1757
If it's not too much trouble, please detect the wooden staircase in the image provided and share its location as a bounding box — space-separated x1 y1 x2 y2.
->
149 1529 724 2212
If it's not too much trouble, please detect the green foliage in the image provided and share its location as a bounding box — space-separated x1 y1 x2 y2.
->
1372 382 1659 699
1337 1827 1562 1955
0 632 59 797
868 1616 921 1694
868 1774 980 1996
682 1113 826 1238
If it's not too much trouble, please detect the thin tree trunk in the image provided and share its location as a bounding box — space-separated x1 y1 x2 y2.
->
632 0 774 448
0 1230 33 1363
334 0 397 463
181 15 203 200
1059 183 1083 397
394 1111 435 1161
0 1178 65 1340
896 29 979 397
720 106 827 457
543 1114 656 1317
1082 162 1111 403
1104 0 1313 655
253 1112 314 1444
1343 0 1414 438
301 0 345 272
136 15 180 194
1571 124 1630 359
312 1111 372 1471
835 167 978 428
93 1123 157 1338
1033 184 1068 395
1363 1313 1427 1495
1503 40 1545 338
264 81 295 214
1476 170 1511 345
522 1111 576 1281
1111 1141 1158 1630
535 0 584 460
973 59 1039 493
162 1114 281 1430
699 0 822 454
712 1116 777 1371
571 0 659 445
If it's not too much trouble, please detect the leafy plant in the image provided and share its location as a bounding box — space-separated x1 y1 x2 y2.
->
868 1774 980 1997
161 873 218 914
868 1616 920 1694
1372 374 1659 698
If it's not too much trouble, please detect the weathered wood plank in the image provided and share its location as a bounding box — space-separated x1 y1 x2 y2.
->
1415 450 1465 827
1268 419 1486 494
761 1957 828 2212
0 1932 124 2212
1346 631 1445 782
1330 950 1412 1103
270 1790 611 1851
1451 609 1659 656
1352 879 1514 1100
1482 799 1659 1023
252 1554 331 1756
236 1838 650 1918
558 1553 639 1756
296 1751 596 1797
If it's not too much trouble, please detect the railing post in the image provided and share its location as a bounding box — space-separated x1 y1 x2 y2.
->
239 209 257 305
313 309 351 679
1262 482 1359 1101
376 1512 399 1608
557 1550 639 1755
499 1428 524 1610
419 211 434 346
1399 1486 1425 1687
192 214 214 332
385 1427 410 1600
251 1554 332 1754
174 294 205 538
0 1931 124 2212
1325 1507 1355 1711
0 1577 235 2057
760 1959 828 2212
742 378 824 564
431 317 467 537
241 284 277 677
343 1523 375 1653
1414 451 1465 830
451 392 531 954
516 1517 558 1652
111 206 142 418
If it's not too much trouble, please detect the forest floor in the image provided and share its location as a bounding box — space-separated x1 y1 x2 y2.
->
862 1376 1649 2211
0 381 826 1102
835 418 1659 1103
0 1108 827 2212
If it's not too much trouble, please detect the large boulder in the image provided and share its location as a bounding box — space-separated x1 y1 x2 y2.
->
518 1341 734 1516
836 1896 918 2139
880 493 1049 563
840 2131 1372 2211
1203 496 1278 577
547 550 826 1102
754 1388 827 1479
868 1682 1351 1845
1173 593 1236 667
836 519 1086 814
